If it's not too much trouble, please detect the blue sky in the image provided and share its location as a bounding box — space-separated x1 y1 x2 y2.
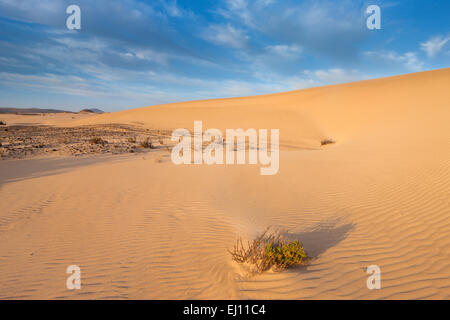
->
0 0 449 112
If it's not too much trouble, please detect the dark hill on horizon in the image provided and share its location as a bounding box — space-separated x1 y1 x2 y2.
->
0 107 105 114
0 107 74 114
78 108 105 114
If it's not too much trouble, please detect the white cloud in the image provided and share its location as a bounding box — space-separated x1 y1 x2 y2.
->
218 0 255 27
216 0 367 60
365 51 424 72
401 52 424 71
421 35 450 58
305 68 369 84
255 0 275 8
0 71 189 108
265 44 302 58
202 24 249 49
162 0 195 18
250 68 369 94
0 0 60 14
164 0 182 17
121 49 170 64
52 37 108 52
226 0 248 10
0 65 373 110
0 72 108 97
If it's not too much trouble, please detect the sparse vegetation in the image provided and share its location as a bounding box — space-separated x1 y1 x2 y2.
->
89 137 105 145
140 137 155 149
229 228 308 274
0 124 172 160
0 120 6 125
321 139 336 146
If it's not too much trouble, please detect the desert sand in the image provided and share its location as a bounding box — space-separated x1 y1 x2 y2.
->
0 68 449 299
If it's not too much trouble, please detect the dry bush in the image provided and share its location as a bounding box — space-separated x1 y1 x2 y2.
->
140 137 156 149
89 137 105 145
127 136 136 143
321 139 336 146
229 227 308 274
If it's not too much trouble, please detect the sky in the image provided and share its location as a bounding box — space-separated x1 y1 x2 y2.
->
0 0 449 112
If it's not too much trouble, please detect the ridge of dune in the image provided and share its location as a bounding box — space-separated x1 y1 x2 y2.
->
73 68 450 147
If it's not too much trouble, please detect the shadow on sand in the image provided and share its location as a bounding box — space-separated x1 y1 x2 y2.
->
0 154 139 189
283 221 354 259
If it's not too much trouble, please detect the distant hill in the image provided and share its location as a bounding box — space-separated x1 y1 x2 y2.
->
0 107 74 114
78 108 105 114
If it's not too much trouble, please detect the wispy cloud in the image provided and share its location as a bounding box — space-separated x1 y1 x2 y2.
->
0 0 448 110
421 35 450 58
201 24 249 49
305 68 369 84
365 51 424 72
265 44 302 59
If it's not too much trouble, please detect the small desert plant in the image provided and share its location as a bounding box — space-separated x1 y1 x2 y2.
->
229 228 308 274
265 240 307 270
89 137 104 145
127 136 137 143
140 137 155 149
0 120 6 125
321 139 335 146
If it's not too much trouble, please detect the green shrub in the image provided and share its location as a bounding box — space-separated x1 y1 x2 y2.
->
265 240 307 270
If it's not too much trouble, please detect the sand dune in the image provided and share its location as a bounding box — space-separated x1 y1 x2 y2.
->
0 68 449 299
73 68 450 148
